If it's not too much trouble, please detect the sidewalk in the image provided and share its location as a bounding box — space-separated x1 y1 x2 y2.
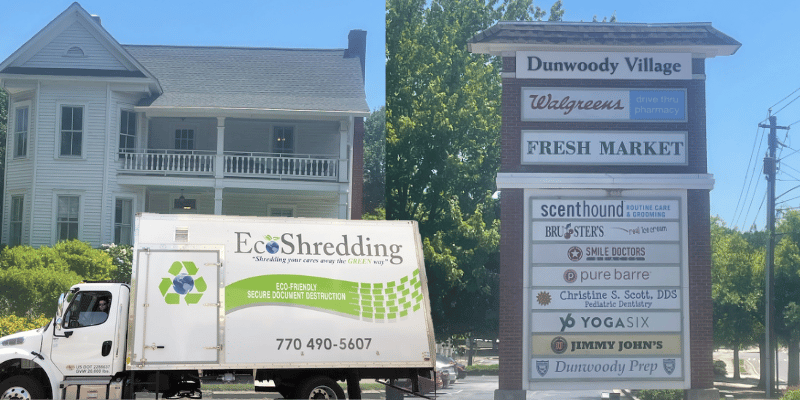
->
714 349 781 400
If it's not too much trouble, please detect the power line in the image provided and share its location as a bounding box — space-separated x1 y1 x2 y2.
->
770 86 800 111
733 125 767 228
773 94 800 116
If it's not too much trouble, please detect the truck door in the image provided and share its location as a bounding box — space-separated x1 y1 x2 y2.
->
51 290 118 376
139 249 220 363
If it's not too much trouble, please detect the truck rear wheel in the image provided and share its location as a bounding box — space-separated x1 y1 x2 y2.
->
0 376 44 400
295 376 345 399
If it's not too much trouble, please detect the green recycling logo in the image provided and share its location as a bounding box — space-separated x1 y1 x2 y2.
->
160 261 207 305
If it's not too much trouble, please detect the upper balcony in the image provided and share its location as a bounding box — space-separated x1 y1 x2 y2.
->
118 150 341 181
116 116 349 184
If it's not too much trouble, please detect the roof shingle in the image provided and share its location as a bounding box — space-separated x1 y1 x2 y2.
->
124 45 369 113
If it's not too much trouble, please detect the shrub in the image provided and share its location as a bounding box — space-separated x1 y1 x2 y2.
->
636 389 683 400
714 359 727 376
464 364 499 375
0 314 51 337
783 389 800 400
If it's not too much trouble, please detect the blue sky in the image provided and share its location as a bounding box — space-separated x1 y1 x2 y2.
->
0 0 386 111
3 1 799 231
543 0 800 231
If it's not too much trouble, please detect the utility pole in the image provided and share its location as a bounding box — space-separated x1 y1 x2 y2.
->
760 115 789 398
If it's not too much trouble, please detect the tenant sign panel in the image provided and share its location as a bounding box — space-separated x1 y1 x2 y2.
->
529 196 685 385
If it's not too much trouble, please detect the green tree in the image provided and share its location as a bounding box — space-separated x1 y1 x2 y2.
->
386 0 545 339
775 210 800 386
711 216 763 379
0 241 116 318
363 107 386 213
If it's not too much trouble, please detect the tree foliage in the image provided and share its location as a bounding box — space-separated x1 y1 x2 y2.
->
363 107 386 213
386 0 550 338
0 241 119 318
711 216 763 379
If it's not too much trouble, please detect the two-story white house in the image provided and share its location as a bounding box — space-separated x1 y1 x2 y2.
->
0 2 369 247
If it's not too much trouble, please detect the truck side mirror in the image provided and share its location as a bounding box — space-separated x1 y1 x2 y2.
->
56 293 66 330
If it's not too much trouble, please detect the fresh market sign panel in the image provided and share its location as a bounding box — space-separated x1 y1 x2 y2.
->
516 52 692 80
521 88 687 122
521 131 687 166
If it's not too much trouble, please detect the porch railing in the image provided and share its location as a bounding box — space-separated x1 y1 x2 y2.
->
224 153 338 180
118 150 340 181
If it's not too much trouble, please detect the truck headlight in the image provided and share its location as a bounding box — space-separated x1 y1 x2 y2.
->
1 337 24 346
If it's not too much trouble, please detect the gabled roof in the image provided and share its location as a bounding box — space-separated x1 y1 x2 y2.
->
469 22 741 58
0 2 160 92
125 45 369 115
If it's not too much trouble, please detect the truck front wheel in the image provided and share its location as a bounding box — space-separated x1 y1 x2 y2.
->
0 376 44 400
294 376 345 399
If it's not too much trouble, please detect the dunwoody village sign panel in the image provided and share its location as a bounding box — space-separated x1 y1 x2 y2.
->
469 22 740 400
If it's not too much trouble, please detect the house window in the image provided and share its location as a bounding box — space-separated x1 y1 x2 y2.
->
14 106 28 158
60 105 83 156
175 129 194 150
273 126 294 154
119 110 136 155
9 196 24 246
114 199 133 245
57 195 80 241
268 206 295 217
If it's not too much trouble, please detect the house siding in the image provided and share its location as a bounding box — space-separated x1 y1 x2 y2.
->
30 81 109 246
2 3 366 248
145 191 339 219
3 92 37 245
23 20 128 70
103 91 146 244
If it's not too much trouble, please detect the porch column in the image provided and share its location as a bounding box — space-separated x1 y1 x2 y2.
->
215 117 225 179
338 190 349 219
338 121 349 183
214 187 223 215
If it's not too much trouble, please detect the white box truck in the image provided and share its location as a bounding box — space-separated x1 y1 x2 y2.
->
0 214 436 399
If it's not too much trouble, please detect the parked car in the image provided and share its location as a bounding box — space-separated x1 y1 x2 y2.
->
395 370 442 394
442 354 467 379
436 354 458 386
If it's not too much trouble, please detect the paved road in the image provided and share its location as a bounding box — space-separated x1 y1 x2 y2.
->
737 349 789 388
190 375 616 399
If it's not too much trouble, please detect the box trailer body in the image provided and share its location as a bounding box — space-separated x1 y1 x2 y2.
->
0 214 436 399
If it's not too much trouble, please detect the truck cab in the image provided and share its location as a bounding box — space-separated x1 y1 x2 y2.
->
0 282 129 400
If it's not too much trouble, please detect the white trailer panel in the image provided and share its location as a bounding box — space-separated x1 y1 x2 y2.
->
128 213 435 371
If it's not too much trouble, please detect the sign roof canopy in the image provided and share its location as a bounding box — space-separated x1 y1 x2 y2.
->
468 22 741 58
